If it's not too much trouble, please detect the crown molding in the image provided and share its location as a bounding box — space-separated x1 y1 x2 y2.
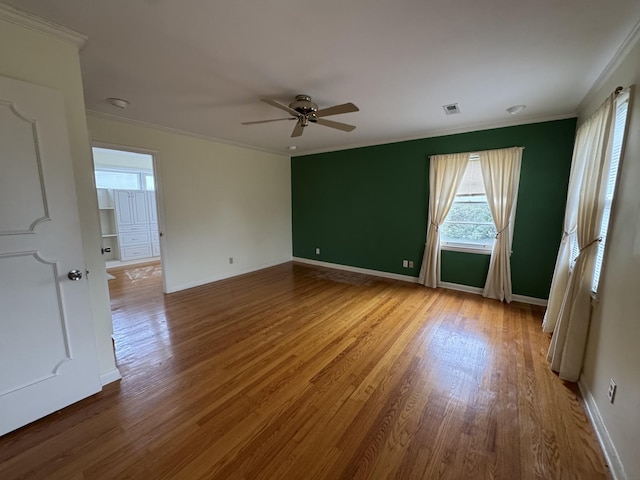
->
85 110 288 158
294 113 576 157
578 18 640 113
88 108 575 160
0 2 87 49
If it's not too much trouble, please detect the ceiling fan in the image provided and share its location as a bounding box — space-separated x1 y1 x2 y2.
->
242 95 359 138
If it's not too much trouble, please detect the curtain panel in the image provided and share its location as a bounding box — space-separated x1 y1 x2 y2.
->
418 153 469 287
545 95 615 382
479 147 523 303
542 119 591 333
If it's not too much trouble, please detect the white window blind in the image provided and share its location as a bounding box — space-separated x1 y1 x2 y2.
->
593 95 629 291
440 157 497 251
569 235 579 268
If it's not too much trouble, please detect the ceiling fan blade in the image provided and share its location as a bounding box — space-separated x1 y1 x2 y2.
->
315 118 356 132
261 98 300 117
315 102 359 118
242 118 294 125
291 121 304 137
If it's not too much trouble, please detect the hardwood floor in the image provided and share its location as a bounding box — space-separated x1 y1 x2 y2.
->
0 261 610 479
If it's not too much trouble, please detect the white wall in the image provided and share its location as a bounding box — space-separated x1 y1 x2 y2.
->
0 11 118 379
579 38 640 479
86 115 292 292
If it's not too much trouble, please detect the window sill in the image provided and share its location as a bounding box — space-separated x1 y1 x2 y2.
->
441 243 492 255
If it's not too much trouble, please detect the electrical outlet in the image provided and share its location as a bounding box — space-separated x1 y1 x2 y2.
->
229 257 233 264
608 379 617 403
315 247 320 255
402 260 408 268
408 260 414 268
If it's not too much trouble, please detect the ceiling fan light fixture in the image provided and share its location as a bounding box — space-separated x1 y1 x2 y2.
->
506 104 526 115
107 97 130 109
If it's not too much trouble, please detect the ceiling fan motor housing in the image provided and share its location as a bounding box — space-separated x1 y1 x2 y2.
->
289 95 318 116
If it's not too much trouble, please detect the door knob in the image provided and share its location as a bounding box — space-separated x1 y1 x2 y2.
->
67 269 83 281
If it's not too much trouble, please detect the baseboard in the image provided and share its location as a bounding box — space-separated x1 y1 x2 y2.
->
106 257 160 269
292 259 549 306
100 368 122 386
511 294 548 306
438 281 548 306
292 257 420 283
578 379 627 480
166 257 293 293
438 281 483 295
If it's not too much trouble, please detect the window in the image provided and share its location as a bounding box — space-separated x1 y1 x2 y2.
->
95 169 141 190
593 93 629 291
440 156 497 252
568 92 629 292
92 147 155 191
144 173 156 191
94 168 155 191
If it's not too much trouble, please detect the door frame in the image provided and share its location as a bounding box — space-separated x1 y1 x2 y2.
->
91 141 169 294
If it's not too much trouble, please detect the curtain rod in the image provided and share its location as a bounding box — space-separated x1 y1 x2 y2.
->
615 86 624 95
429 146 525 159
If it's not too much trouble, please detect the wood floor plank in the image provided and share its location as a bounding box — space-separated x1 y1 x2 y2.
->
0 261 611 479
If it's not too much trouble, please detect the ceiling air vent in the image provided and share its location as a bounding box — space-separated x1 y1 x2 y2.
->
443 103 461 115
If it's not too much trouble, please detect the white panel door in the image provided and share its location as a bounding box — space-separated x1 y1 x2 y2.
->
0 75 101 436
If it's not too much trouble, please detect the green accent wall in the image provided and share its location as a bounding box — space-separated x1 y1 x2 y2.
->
291 118 576 299
440 250 490 288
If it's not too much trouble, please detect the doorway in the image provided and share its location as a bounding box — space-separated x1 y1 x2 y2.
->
91 144 167 292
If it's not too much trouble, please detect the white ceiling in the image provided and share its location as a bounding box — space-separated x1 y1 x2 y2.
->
6 0 640 155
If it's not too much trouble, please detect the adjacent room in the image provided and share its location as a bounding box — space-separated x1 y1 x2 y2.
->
1 1 639 479
93 147 161 268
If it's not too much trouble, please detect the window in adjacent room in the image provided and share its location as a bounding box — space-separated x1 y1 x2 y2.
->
93 147 155 191
143 173 156 191
440 155 502 253
94 169 142 190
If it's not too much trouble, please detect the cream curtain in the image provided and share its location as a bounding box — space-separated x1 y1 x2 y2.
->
546 95 614 381
418 152 469 287
479 147 523 302
542 124 588 333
